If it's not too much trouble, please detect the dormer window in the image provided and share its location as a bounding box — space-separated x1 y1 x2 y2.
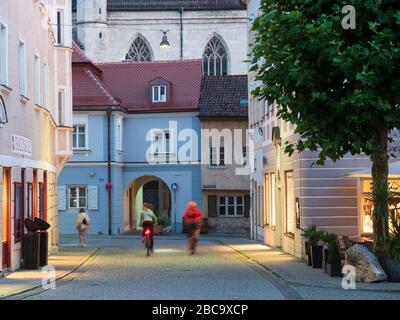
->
150 78 170 104
152 85 167 103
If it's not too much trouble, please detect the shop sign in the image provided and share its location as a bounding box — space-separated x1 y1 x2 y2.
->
12 135 32 157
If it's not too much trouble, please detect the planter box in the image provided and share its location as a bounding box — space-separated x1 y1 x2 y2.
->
382 259 400 282
310 245 323 269
326 263 342 277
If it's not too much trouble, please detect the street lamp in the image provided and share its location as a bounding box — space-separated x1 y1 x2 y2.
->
160 31 171 49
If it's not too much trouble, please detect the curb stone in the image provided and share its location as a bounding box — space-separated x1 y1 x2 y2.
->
0 247 100 299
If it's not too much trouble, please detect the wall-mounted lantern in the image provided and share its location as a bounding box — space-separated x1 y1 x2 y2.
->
160 31 171 49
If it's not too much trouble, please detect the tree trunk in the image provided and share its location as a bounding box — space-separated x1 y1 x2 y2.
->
371 127 390 259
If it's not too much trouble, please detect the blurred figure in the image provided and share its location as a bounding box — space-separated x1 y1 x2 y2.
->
140 202 158 252
76 208 90 247
184 201 202 254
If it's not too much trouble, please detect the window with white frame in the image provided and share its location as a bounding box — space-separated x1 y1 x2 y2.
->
56 10 64 45
116 118 123 151
241 146 247 167
43 62 48 108
68 186 87 209
209 146 225 167
153 130 170 155
152 85 167 103
73 124 86 149
34 53 40 105
218 196 244 216
19 40 26 96
285 171 296 234
0 21 8 86
58 90 64 125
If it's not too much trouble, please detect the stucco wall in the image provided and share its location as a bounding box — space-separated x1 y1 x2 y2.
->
201 119 249 190
74 7 248 75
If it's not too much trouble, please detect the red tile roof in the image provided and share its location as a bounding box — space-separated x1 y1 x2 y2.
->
72 42 202 113
72 42 91 64
72 67 120 109
98 60 202 113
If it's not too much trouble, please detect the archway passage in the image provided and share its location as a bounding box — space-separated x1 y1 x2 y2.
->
125 176 171 232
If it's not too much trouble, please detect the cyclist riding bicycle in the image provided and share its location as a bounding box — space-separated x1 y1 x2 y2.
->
183 201 202 255
140 202 158 253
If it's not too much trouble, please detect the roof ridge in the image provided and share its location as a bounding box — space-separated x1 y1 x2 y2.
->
97 59 202 66
72 41 93 63
84 68 119 106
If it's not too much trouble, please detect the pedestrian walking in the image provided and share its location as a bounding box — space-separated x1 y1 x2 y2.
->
76 208 90 247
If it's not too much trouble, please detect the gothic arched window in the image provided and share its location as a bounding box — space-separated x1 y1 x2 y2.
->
203 36 228 76
125 37 152 62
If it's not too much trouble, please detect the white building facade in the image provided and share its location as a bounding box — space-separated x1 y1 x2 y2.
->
0 0 73 272
247 0 385 259
72 0 248 75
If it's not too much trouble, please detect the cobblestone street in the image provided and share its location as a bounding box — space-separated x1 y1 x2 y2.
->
5 236 400 301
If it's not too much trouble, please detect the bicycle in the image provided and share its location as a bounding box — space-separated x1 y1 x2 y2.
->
144 227 153 256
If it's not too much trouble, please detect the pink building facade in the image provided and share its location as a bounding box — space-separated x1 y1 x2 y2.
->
0 0 73 272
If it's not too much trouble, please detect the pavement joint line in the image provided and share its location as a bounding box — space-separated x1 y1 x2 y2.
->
214 240 303 300
0 247 101 300
215 240 400 294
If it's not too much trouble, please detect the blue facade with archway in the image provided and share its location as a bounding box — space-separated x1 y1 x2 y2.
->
57 112 201 235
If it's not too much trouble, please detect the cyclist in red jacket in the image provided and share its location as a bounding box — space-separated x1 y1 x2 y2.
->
183 201 202 254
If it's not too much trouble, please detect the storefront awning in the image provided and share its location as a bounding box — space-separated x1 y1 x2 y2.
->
345 161 400 179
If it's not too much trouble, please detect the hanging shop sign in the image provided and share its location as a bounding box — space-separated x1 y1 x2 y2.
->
12 134 32 157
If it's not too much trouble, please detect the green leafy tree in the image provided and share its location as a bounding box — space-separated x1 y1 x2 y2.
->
251 0 400 258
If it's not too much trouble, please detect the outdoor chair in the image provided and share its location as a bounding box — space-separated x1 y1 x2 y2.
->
341 235 352 250
335 235 347 262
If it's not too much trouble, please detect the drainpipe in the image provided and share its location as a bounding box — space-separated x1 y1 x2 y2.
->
107 108 112 235
179 7 184 59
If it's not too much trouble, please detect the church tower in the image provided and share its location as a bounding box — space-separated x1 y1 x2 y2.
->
76 0 108 62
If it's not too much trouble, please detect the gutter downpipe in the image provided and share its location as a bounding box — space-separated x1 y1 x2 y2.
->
107 107 112 235
179 7 184 59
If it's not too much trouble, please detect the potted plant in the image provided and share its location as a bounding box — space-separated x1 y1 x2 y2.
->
302 225 325 268
382 211 400 282
157 216 171 235
326 236 342 277
321 232 336 272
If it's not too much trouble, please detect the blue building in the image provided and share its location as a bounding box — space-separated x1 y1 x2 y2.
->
57 44 202 234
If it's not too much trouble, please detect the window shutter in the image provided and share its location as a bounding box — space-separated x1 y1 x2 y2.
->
208 195 217 218
57 186 66 211
244 195 250 218
88 186 98 210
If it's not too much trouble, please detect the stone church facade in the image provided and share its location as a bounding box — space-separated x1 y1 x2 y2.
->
72 0 248 75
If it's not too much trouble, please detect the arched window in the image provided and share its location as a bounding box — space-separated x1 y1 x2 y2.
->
203 36 228 76
125 37 152 62
0 96 7 126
